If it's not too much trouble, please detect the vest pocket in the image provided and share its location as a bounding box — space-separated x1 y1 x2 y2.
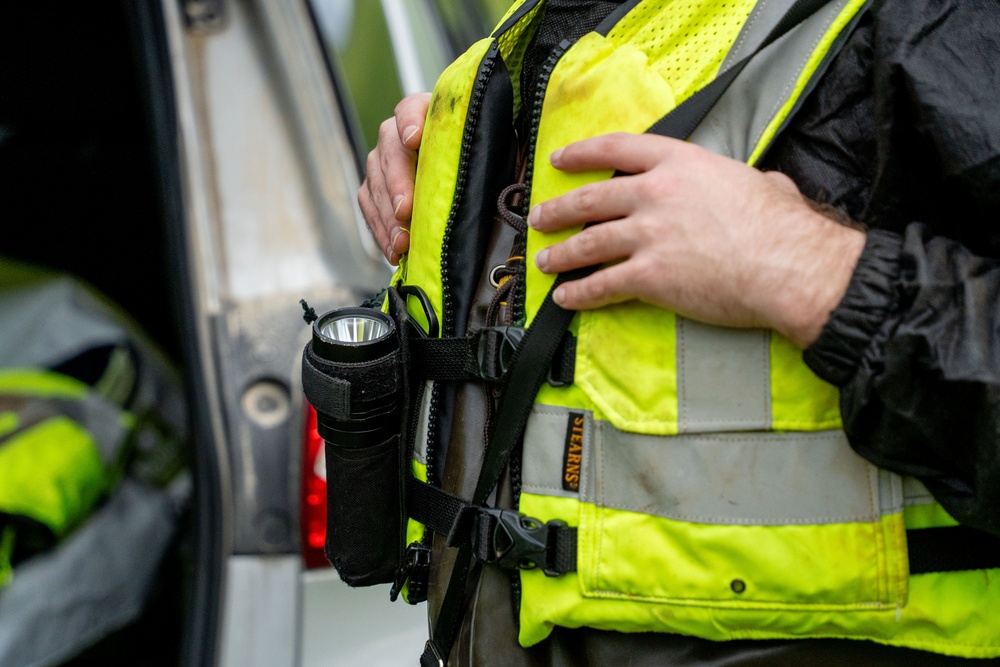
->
572 303 681 435
575 419 910 609
573 307 844 435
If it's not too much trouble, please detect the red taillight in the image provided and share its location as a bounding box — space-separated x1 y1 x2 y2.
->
301 404 331 569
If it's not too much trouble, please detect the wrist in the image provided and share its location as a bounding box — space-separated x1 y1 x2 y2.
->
771 210 866 348
802 230 903 384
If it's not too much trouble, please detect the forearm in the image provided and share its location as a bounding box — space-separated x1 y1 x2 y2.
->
806 224 1000 534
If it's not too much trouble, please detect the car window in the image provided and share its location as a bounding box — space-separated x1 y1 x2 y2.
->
309 0 508 155
428 0 510 54
309 0 405 153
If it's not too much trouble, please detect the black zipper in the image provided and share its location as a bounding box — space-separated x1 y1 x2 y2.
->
426 44 501 488
522 39 570 222
441 44 500 338
428 33 574 499
507 38 570 327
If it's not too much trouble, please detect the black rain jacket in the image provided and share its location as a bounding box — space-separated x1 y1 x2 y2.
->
762 0 1000 536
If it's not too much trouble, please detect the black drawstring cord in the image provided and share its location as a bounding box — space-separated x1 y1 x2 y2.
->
299 299 318 324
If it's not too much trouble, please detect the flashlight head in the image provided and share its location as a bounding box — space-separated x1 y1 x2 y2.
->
311 308 397 363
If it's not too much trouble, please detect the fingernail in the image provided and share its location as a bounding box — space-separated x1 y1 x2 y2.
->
553 286 565 305
550 148 563 164
393 195 405 217
535 248 549 271
402 126 419 145
391 226 410 252
528 205 541 229
385 242 395 261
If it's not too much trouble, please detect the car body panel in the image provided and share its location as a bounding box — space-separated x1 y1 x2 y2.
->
157 0 436 664
300 569 428 667
152 0 506 663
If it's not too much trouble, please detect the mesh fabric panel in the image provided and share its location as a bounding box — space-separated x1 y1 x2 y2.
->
498 1 548 119
607 0 756 103
520 1 627 115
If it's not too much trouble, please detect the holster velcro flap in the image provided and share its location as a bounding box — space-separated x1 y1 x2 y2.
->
301 344 403 421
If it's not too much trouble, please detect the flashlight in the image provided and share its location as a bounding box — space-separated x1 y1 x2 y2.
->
310 307 400 447
302 302 406 585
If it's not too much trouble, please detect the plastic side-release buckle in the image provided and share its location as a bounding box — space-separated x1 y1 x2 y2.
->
475 326 525 382
390 542 431 603
473 508 566 577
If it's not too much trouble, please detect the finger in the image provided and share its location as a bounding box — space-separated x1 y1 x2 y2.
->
359 184 399 265
373 118 405 209
534 219 635 274
552 260 639 310
395 92 432 149
359 182 396 264
375 115 420 224
363 147 397 260
358 180 381 247
391 226 410 256
529 178 636 232
550 132 689 175
382 138 417 224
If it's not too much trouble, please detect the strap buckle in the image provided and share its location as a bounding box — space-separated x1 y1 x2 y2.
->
475 326 525 382
474 508 565 577
390 542 431 603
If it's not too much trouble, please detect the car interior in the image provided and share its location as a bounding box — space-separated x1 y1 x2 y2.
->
1 2 190 664
0 1 510 665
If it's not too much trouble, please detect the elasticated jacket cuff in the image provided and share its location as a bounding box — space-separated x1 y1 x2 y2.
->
803 230 903 386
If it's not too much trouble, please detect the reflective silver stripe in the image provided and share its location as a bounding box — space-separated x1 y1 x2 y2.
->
677 2 863 430
523 406 903 525
878 468 904 518
689 0 853 163
720 0 808 70
676 318 771 433
523 405 593 500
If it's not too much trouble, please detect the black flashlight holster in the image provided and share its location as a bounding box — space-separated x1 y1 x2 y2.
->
301 287 420 587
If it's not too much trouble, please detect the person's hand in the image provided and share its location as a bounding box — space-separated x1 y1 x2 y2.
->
358 93 431 265
530 133 866 347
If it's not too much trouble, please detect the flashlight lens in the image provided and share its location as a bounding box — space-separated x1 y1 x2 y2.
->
312 307 396 364
320 314 391 344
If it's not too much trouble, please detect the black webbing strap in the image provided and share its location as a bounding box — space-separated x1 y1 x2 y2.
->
406 480 1000 577
409 336 480 381
422 2 845 663
421 268 594 667
908 526 1000 575
409 330 576 385
409 477 578 571
408 477 476 547
646 0 842 141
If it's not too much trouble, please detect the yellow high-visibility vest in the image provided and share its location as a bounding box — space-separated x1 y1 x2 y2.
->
394 0 1000 657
